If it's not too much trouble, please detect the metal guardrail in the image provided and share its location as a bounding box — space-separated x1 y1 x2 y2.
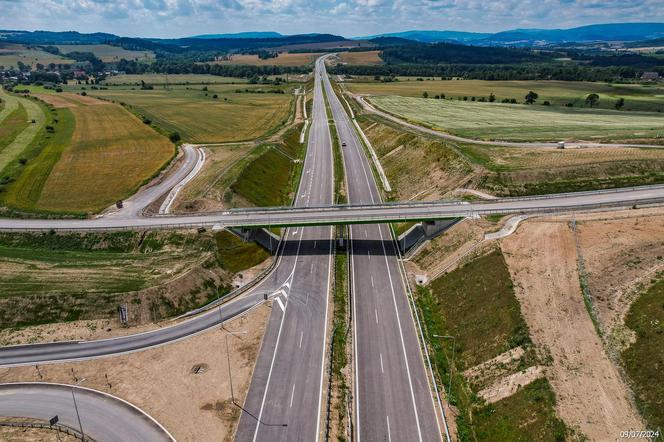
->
0 421 90 441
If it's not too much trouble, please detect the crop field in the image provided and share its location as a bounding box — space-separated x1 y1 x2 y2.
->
0 101 28 153
336 50 383 65
368 95 664 143
0 43 73 69
213 52 318 66
86 84 294 143
346 79 664 112
55 44 154 62
102 74 247 85
33 96 173 213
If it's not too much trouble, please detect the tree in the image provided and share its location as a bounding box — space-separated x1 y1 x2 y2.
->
169 132 181 143
525 91 538 104
614 97 625 110
440 93 446 99
488 92 496 102
585 93 599 107
422 91 429 98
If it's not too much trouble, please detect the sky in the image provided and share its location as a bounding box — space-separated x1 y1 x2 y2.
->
1 0 663 38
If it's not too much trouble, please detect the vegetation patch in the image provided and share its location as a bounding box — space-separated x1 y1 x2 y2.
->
0 230 235 328
473 378 568 442
215 230 270 273
621 273 664 430
0 102 29 152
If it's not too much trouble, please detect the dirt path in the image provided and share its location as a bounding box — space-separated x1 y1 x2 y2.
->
501 222 644 440
0 304 271 442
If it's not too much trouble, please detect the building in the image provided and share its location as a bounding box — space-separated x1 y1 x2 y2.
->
641 71 660 81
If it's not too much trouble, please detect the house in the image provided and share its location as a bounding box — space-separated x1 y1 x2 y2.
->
641 71 660 81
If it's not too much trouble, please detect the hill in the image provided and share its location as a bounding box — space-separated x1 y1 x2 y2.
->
190 32 283 39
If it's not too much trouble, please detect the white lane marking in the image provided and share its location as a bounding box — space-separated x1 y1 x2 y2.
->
290 383 296 408
299 331 304 348
371 276 374 288
310 262 314 273
367 250 371 260
364 229 368 238
292 230 298 236
380 353 384 373
313 240 317 248
276 297 285 312
386 415 392 442
375 309 378 324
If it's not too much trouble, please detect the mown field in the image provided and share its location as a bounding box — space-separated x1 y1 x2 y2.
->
213 52 318 66
346 79 664 113
0 229 269 328
0 90 174 214
0 43 73 69
368 95 664 143
55 44 154 62
102 74 247 85
417 249 566 441
622 273 664 430
85 84 294 143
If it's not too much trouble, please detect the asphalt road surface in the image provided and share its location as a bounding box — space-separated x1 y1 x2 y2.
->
323 62 444 441
1 185 663 231
0 383 174 442
235 55 334 442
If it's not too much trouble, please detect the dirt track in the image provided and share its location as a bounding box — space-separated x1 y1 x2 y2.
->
502 221 644 440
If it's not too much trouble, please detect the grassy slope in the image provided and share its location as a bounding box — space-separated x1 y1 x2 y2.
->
230 123 304 207
36 101 173 213
0 96 47 172
622 273 664 430
86 84 293 143
0 44 74 68
102 74 247 85
370 95 664 143
55 44 154 62
416 249 567 441
215 230 270 273
213 52 317 66
346 79 664 113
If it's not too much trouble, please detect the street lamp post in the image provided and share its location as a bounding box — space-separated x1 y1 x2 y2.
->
225 331 247 405
433 335 456 401
71 378 87 441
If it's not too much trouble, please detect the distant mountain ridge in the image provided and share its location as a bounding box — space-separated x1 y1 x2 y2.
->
357 22 664 46
190 32 283 39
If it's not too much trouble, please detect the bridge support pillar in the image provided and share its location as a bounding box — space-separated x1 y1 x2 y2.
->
229 227 281 254
396 219 460 255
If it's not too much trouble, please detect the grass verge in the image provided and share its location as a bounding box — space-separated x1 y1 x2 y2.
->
215 230 270 273
621 272 664 431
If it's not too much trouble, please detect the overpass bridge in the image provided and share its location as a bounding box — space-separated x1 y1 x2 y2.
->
0 184 663 232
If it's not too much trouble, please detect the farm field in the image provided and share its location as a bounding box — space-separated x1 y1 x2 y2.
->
32 93 173 213
102 74 247 85
0 93 46 173
85 84 294 143
346 79 664 112
55 44 154 62
335 50 383 65
213 52 318 66
368 95 664 143
0 43 73 69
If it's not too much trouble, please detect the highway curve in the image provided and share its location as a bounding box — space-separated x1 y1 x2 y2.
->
0 383 175 442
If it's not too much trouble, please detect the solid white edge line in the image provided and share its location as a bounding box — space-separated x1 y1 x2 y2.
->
0 382 176 441
276 297 285 312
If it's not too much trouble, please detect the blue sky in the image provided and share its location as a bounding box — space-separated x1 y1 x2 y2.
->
1 0 663 38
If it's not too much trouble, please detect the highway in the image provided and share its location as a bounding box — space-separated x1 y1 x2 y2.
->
0 185 663 231
0 383 175 442
235 55 334 441
323 61 443 440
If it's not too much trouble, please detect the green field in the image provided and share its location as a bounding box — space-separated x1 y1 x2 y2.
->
230 123 304 206
368 95 664 143
0 102 28 153
347 79 664 113
56 44 154 62
84 84 294 143
622 273 664 430
101 74 247 85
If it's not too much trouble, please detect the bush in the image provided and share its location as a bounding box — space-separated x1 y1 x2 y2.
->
542 100 551 105
80 91 87 96
141 116 151 125
169 132 181 143
212 94 218 99
55 87 63 93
